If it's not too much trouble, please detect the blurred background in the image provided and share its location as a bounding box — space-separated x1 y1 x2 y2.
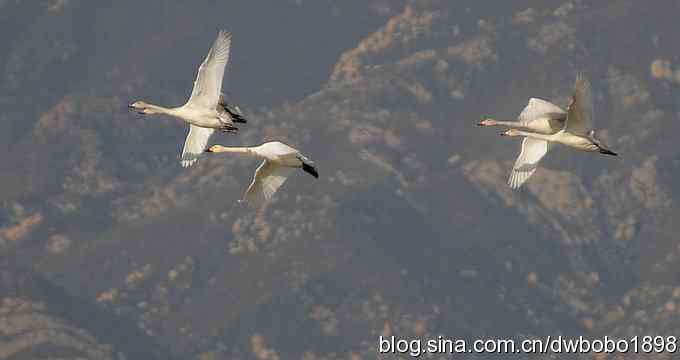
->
1 0 680 359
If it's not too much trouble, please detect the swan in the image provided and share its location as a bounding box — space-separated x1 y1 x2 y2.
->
478 97 566 134
500 74 617 188
479 98 566 187
478 98 566 188
129 30 247 168
205 141 319 206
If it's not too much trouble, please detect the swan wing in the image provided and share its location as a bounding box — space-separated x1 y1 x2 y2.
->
508 137 549 189
243 160 295 207
565 73 593 135
180 125 214 168
257 141 300 157
518 98 565 126
186 31 231 109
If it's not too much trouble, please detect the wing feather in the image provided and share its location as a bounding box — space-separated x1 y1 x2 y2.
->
243 160 295 207
518 98 565 125
186 31 231 109
508 137 549 189
565 73 593 135
180 125 214 168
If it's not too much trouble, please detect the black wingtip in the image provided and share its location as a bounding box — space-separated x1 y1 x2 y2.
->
219 125 239 134
599 148 618 156
302 163 319 178
233 115 248 124
221 103 247 123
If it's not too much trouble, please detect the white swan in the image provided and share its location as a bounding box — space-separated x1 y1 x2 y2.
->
500 74 617 188
478 97 566 134
478 98 566 188
129 30 247 167
205 141 319 206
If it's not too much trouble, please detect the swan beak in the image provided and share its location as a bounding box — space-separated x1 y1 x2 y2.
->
129 104 144 114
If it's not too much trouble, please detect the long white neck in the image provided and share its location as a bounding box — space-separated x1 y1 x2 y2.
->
493 120 524 127
513 130 557 141
212 146 255 155
145 103 178 116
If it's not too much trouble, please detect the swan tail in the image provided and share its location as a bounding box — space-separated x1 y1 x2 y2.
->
599 148 618 156
302 162 319 178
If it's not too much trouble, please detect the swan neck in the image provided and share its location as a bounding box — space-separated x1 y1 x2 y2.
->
214 146 252 155
516 130 553 141
495 120 522 127
146 103 176 115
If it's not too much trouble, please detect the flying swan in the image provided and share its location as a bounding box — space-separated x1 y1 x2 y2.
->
478 97 567 188
129 30 247 167
205 141 319 206
500 73 617 188
478 97 566 134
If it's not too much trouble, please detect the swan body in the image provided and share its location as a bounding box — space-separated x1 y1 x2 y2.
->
500 74 617 188
129 31 247 167
502 129 607 152
205 141 319 206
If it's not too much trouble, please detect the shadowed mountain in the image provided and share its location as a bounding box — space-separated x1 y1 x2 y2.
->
2 0 680 359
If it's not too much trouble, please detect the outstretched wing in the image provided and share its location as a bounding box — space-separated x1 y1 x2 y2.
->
243 160 295 207
518 98 565 125
186 31 231 109
180 125 214 168
565 73 593 135
508 137 549 189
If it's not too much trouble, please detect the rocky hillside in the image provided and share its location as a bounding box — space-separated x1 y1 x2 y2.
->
2 0 680 359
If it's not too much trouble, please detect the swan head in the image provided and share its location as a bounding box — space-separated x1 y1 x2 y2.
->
478 118 497 126
128 101 156 114
205 145 225 153
128 101 146 109
500 129 521 137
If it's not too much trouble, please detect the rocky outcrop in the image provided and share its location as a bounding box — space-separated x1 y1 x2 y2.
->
0 297 114 360
1 1 680 359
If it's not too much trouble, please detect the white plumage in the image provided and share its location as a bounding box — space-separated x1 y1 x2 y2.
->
507 99 565 189
129 31 247 168
500 73 617 188
205 141 319 207
478 97 567 189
